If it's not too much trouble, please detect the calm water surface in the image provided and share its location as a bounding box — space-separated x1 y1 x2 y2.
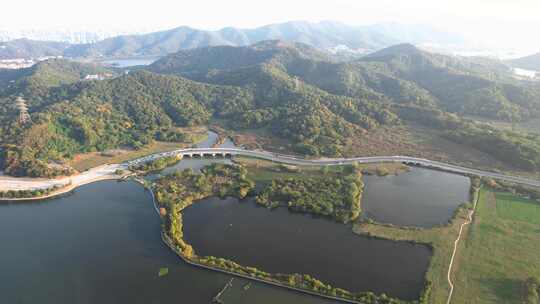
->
363 167 471 227
0 181 338 304
183 197 432 300
0 135 444 303
155 131 234 176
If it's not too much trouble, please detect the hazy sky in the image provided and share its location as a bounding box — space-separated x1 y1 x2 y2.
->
2 0 540 53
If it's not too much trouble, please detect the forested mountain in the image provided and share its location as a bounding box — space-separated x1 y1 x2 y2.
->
149 41 540 171
0 70 245 176
64 21 465 59
356 44 540 121
61 21 397 58
2 41 540 177
507 52 540 71
0 39 69 60
0 57 395 176
150 41 540 122
0 59 112 106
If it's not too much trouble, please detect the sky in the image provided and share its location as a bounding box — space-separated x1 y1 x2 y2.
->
2 0 540 54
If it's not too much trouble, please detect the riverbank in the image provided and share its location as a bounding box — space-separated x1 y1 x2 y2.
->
1 143 537 303
142 175 368 303
0 164 125 201
353 185 479 304
161 232 368 304
2 147 540 201
152 163 423 303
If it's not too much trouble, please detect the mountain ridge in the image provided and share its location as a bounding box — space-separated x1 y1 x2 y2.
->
149 41 538 122
2 41 540 177
507 52 540 71
1 21 467 60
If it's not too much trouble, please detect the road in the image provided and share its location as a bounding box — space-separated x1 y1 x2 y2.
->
128 148 540 188
0 164 123 192
1 148 539 193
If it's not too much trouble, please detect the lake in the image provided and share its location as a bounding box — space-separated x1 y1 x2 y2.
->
0 181 339 304
362 167 471 227
0 134 445 303
183 196 432 300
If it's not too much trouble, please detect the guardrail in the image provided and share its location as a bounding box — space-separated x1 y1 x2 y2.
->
124 148 540 188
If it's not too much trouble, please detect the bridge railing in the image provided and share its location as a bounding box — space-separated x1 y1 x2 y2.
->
122 148 540 187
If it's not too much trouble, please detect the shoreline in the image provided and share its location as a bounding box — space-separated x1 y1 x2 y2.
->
1 157 432 303
0 174 122 202
2 148 539 201
142 178 386 304
0 163 125 201
159 232 364 304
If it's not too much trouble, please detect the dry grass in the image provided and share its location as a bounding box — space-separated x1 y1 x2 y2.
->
235 156 409 183
465 116 540 134
69 128 207 171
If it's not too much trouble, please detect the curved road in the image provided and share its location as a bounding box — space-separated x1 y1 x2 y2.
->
1 148 539 192
128 147 540 188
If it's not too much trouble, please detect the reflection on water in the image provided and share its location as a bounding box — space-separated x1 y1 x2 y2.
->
195 131 219 148
0 181 228 303
148 131 236 178
363 167 471 227
0 181 342 303
159 158 233 175
183 196 432 300
0 131 452 303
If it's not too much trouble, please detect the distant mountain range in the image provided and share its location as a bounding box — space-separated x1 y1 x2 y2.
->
0 39 69 60
0 21 466 60
0 29 148 44
507 53 540 71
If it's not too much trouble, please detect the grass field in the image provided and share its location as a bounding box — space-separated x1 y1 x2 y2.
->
234 156 409 184
495 192 540 225
451 189 540 303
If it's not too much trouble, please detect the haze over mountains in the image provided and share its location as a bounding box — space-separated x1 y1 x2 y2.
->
507 53 540 71
0 29 145 44
0 21 466 60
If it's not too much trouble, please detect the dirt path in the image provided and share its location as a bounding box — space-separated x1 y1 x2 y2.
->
446 189 480 304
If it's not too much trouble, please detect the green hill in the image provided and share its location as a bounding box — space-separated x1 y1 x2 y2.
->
149 41 540 171
151 41 540 122
0 61 395 176
0 39 69 60
2 42 540 177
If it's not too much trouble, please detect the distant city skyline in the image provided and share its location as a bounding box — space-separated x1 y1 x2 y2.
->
2 0 540 54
